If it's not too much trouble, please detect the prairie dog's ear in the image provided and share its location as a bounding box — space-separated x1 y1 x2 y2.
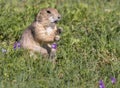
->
35 11 42 22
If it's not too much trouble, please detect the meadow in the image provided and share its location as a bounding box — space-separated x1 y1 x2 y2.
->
0 0 120 88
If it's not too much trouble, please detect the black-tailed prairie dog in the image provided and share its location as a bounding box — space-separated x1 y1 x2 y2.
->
20 8 62 58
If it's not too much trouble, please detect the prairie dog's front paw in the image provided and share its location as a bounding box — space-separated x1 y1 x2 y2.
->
57 27 63 34
54 35 60 41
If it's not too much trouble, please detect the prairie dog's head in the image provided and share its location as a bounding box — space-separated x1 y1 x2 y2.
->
35 8 61 23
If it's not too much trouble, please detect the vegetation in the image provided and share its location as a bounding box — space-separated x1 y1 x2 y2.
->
0 0 120 88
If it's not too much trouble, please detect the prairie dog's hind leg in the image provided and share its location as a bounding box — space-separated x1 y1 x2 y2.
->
29 45 49 57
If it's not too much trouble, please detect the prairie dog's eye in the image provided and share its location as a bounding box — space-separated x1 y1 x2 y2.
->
47 10 51 14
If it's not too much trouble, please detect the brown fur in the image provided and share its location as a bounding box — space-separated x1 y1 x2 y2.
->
20 8 61 57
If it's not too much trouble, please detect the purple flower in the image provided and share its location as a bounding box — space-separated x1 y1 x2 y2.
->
14 42 17 49
14 41 21 49
51 43 57 49
99 80 105 88
111 77 116 84
17 42 21 48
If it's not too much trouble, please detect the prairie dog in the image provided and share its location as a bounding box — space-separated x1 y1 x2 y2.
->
20 8 62 57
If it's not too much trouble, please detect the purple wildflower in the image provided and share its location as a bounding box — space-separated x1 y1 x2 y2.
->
111 77 116 84
51 43 57 49
99 80 105 88
14 42 17 49
14 41 21 49
17 42 21 48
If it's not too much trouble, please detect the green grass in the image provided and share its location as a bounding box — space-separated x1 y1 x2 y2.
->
0 0 120 88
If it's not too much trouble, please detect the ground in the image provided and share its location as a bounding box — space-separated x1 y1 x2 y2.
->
0 0 120 88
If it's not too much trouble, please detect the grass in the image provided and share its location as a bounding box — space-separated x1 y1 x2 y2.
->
0 0 120 88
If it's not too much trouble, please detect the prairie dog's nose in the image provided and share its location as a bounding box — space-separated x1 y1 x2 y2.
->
58 15 61 19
